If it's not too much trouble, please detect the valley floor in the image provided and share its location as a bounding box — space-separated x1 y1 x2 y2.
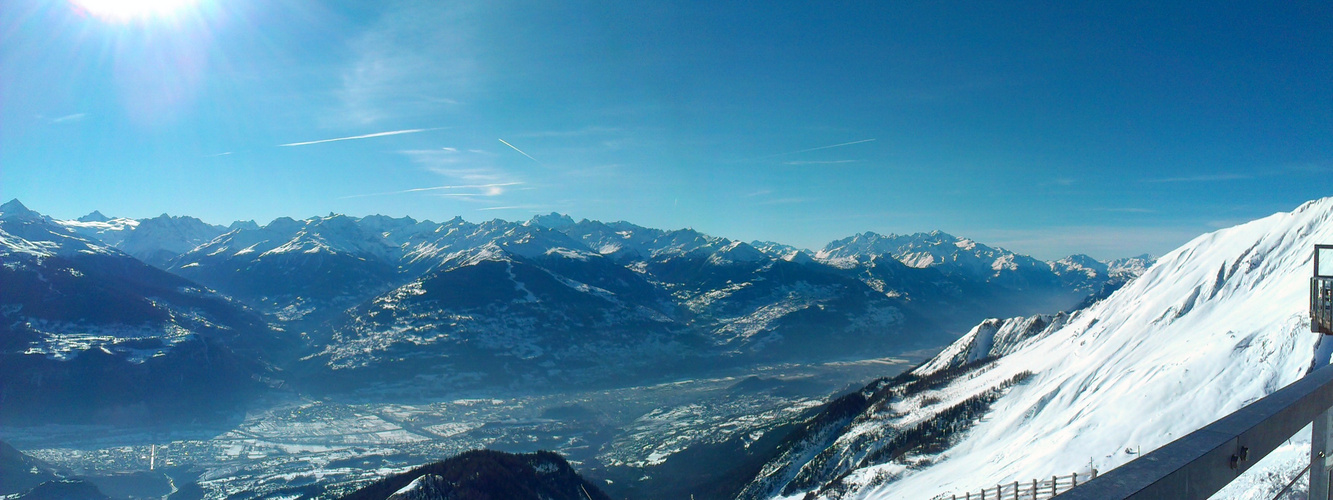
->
0 351 934 500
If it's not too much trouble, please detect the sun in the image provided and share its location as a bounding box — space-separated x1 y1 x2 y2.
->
69 0 201 22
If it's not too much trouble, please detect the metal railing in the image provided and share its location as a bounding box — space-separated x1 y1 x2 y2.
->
948 472 1096 500
1055 360 1333 500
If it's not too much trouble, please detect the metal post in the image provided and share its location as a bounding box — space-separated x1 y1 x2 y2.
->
1032 479 1037 500
1052 475 1057 496
1314 407 1333 500
1071 472 1077 487
1013 481 1018 500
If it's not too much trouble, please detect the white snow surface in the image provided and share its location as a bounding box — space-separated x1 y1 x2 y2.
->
387 474 447 500
0 213 116 259
707 240 769 266
1050 254 1108 280
1107 254 1157 279
915 313 1070 375
802 198 1332 499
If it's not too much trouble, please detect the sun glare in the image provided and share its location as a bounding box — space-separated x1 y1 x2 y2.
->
69 0 201 22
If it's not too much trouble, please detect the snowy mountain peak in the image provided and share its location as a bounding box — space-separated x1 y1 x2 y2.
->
751 240 815 264
229 220 260 232
117 213 228 266
450 242 514 268
77 210 110 222
1050 253 1109 279
706 240 768 266
0 199 42 221
528 212 577 230
1107 253 1156 279
782 250 816 264
0 204 115 258
264 216 303 233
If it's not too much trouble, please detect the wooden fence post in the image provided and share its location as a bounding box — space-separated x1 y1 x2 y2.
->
1052 475 1057 496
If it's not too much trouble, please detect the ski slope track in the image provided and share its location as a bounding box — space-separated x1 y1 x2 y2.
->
765 198 1333 499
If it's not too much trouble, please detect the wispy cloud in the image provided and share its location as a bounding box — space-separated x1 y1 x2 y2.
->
400 149 506 182
498 138 543 164
782 159 863 166
334 4 476 126
279 128 437 147
340 182 521 199
1143 173 1251 183
395 148 526 199
745 189 773 198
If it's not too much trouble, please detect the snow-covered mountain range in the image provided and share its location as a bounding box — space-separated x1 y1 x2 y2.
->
0 200 284 424
739 198 1333 499
57 211 227 267
3 199 1155 407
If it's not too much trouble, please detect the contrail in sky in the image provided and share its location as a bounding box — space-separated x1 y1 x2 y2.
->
279 128 437 147
498 138 542 164
768 138 876 157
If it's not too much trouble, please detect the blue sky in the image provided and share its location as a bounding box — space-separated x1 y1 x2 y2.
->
1 0 1329 260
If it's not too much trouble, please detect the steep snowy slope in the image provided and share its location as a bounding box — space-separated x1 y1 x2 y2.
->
744 197 1331 500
